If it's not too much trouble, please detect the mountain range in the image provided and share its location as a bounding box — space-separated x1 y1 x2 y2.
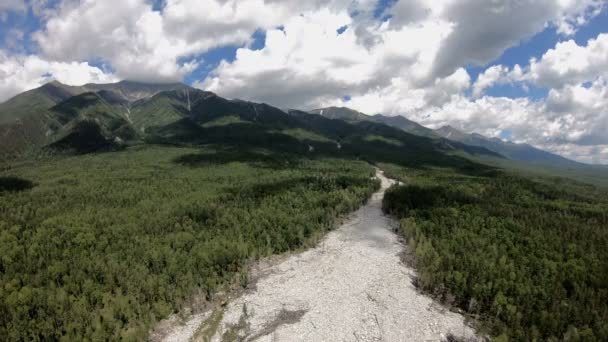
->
0 81 504 171
309 106 587 168
0 80 595 173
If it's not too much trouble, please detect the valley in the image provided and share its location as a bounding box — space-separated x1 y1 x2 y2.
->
1 81 607 341
2 0 608 341
156 170 475 342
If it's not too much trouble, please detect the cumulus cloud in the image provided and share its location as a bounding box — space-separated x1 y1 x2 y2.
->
429 0 604 80
198 9 376 108
0 0 26 13
32 0 363 83
471 64 524 97
198 5 456 108
385 0 430 28
0 51 117 102
396 81 608 164
527 33 608 88
199 0 602 107
33 0 197 82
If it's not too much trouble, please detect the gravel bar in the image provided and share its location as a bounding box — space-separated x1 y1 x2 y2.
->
161 170 477 342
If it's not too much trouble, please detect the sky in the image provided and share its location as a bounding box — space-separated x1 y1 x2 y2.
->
1 0 607 164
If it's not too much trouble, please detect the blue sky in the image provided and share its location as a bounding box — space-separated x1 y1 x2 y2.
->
0 0 607 163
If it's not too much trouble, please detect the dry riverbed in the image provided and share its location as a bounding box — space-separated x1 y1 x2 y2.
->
153 170 477 342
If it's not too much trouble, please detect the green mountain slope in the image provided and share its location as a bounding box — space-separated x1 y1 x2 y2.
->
0 81 82 124
0 81 191 156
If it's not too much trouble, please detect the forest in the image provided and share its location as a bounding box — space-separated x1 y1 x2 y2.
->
381 163 608 341
0 145 378 340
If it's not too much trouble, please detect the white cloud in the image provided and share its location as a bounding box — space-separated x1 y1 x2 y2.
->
198 6 456 109
405 76 608 164
424 0 604 79
471 64 525 97
33 0 197 82
553 0 605 36
0 0 26 13
527 33 608 88
0 51 117 102
198 9 378 109
472 65 509 98
32 0 361 83
199 0 602 107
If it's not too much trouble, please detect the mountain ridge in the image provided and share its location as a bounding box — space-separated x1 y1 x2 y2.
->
433 124 584 168
0 80 503 173
0 80 590 170
311 106 589 167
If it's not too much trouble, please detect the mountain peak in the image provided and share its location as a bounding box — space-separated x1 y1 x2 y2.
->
45 79 65 87
436 125 465 137
117 79 188 87
437 125 461 132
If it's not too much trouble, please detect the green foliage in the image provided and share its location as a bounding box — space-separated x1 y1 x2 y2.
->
381 164 608 341
0 146 378 341
278 128 333 143
363 134 403 146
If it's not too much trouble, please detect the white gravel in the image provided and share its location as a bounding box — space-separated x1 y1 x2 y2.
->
160 170 477 342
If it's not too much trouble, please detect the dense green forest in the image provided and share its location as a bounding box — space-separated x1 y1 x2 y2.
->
381 163 608 341
0 145 378 340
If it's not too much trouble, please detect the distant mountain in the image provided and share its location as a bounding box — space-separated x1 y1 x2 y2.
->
370 114 438 138
434 125 583 167
310 106 588 168
0 81 501 172
0 81 191 156
0 80 189 124
309 107 438 138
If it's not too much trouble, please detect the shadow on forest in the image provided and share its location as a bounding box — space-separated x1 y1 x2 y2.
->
173 147 303 170
0 176 35 193
161 120 501 178
225 175 375 199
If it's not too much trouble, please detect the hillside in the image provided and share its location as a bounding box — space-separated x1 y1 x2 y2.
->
0 81 190 157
